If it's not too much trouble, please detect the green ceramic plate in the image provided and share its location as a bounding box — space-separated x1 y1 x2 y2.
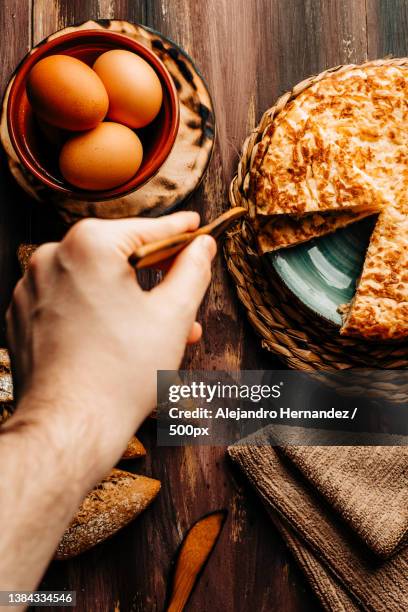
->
268 217 377 326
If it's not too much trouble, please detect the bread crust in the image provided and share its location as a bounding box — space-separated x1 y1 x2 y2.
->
0 348 13 404
122 436 146 459
56 468 160 559
17 244 38 273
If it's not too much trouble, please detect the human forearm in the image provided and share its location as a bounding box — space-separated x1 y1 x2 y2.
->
0 406 92 592
1 214 215 595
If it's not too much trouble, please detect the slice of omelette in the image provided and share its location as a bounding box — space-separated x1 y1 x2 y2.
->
340 207 408 341
257 208 377 254
254 64 408 216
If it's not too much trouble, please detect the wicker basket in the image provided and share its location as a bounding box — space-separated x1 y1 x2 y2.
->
225 58 408 371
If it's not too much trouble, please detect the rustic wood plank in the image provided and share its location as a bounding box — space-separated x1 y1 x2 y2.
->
0 1 32 344
32 0 147 44
142 2 370 611
144 2 368 611
255 0 368 112
143 4 296 611
146 0 277 373
367 0 408 58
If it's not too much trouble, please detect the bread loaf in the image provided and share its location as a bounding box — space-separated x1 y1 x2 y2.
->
17 244 38 273
0 348 13 407
56 468 160 559
0 354 13 424
0 403 13 426
122 436 146 458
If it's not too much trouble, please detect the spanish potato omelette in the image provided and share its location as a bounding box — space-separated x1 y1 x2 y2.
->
256 208 377 254
252 63 408 340
340 206 408 340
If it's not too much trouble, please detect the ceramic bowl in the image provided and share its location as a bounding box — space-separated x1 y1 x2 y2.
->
7 29 180 201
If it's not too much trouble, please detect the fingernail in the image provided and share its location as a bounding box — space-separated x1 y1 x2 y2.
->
195 235 217 261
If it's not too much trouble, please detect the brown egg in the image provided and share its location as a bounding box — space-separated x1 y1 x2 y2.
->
59 122 143 191
27 55 109 131
93 50 163 128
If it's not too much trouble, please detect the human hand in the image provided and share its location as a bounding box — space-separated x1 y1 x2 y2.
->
5 212 216 491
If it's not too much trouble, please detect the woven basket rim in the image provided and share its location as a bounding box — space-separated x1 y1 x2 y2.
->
225 57 408 371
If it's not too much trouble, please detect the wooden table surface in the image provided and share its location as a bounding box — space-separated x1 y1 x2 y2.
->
1 1 407 610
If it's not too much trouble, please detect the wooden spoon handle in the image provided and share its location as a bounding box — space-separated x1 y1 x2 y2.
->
129 207 246 269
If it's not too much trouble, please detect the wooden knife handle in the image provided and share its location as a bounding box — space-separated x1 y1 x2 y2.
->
166 510 227 612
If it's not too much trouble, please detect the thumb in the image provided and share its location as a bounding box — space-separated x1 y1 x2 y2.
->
152 235 217 331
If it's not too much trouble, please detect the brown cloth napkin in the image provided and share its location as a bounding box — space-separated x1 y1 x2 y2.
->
281 445 408 558
228 428 408 612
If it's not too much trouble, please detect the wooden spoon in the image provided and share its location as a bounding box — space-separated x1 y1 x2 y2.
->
166 510 227 612
129 207 246 269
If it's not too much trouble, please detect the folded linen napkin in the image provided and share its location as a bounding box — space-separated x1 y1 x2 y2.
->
280 445 408 558
228 428 408 612
270 509 359 612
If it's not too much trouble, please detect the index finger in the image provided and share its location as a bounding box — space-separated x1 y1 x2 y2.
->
112 211 201 258
61 212 201 265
